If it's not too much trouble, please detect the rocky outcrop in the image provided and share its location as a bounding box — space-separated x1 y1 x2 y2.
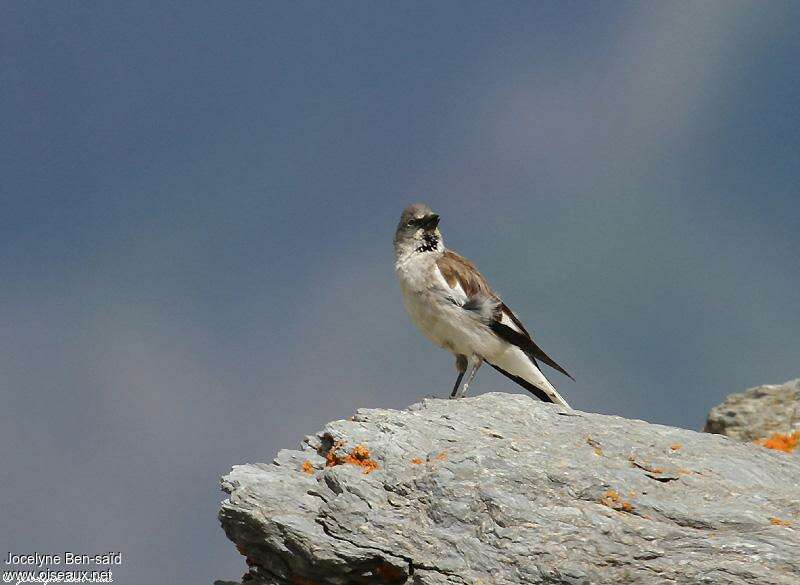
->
704 378 800 444
218 393 800 584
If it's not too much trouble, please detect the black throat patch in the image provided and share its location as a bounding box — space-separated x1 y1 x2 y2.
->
415 233 439 253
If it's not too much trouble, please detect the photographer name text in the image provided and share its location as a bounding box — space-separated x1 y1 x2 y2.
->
5 553 121 568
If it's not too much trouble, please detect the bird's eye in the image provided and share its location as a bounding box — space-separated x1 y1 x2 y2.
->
407 219 416 226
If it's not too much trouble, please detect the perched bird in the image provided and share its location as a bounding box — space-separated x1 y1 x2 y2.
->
393 203 573 406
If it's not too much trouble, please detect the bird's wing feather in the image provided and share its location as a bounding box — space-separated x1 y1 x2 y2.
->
436 250 495 298
436 250 574 380
488 363 556 403
493 304 574 380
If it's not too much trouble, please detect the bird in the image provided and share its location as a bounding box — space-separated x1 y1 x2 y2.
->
393 202 573 407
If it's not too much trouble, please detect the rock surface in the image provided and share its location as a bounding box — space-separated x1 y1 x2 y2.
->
704 378 800 442
219 393 800 584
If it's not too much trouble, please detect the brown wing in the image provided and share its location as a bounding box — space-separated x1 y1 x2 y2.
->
436 249 496 299
437 250 574 381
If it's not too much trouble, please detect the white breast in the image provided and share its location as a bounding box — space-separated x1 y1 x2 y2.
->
395 254 503 358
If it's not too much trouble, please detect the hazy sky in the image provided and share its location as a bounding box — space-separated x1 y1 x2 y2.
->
2 3 799 583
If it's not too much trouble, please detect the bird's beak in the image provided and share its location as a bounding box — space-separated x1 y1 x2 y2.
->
420 213 440 230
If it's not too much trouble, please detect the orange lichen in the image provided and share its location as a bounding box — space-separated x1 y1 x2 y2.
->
325 442 379 474
301 460 315 474
325 440 348 467
600 489 635 513
344 444 379 472
435 451 447 461
410 457 423 465
755 431 800 453
670 443 682 451
769 517 792 526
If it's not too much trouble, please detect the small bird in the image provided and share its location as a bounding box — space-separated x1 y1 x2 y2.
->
393 203 573 406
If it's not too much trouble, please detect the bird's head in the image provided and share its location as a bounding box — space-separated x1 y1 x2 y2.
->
394 203 443 258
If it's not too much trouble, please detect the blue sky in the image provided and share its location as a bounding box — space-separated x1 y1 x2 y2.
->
2 3 799 583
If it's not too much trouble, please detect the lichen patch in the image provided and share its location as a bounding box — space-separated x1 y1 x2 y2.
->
756 431 800 453
600 489 635 513
325 442 379 474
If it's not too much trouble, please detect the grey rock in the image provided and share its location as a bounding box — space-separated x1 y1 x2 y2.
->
704 379 800 442
219 392 800 585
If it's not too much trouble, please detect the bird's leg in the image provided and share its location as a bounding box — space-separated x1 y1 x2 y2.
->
454 356 483 398
450 355 468 399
